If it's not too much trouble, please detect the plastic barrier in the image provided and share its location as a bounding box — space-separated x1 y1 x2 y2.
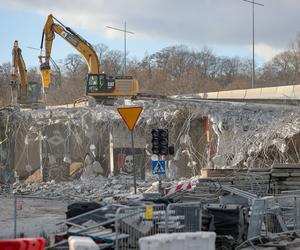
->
68 236 98 250
139 232 216 250
23 238 46 250
164 181 192 196
0 239 26 250
0 238 46 250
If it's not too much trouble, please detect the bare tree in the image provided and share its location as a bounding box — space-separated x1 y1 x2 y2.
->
64 54 86 79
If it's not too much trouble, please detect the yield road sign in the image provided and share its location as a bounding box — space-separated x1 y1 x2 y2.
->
152 160 166 176
117 106 143 131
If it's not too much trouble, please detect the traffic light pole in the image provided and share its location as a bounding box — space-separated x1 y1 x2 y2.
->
158 155 164 195
151 128 168 195
131 130 137 194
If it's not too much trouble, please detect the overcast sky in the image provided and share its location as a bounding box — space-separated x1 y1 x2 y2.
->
0 0 299 67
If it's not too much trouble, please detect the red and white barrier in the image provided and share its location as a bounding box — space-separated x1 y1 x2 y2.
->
0 238 46 250
164 181 192 196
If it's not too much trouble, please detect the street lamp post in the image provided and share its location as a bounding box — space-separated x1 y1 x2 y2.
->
241 0 264 88
106 22 134 75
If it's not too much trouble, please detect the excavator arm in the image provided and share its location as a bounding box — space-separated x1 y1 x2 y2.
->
11 40 27 96
40 14 100 74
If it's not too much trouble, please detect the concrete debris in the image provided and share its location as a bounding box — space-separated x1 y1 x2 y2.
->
1 99 300 185
239 232 300 250
9 175 155 201
80 161 103 180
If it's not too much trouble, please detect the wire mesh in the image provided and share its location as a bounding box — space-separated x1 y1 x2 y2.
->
115 202 202 250
11 195 68 240
264 196 300 233
248 195 300 239
115 204 166 250
166 202 202 233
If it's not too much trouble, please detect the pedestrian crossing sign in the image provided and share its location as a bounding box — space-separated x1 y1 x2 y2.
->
152 160 166 176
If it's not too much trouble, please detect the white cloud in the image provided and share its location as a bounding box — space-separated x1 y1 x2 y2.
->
255 44 284 62
0 0 299 51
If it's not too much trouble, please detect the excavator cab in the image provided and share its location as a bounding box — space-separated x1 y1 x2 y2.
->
86 73 115 93
86 74 139 100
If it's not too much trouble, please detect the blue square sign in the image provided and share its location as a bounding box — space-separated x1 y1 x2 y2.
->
152 160 166 176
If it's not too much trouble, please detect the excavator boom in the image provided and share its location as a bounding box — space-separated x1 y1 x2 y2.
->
11 40 43 108
41 15 100 74
12 40 27 96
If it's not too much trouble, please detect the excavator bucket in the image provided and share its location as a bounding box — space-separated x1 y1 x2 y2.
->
40 66 51 89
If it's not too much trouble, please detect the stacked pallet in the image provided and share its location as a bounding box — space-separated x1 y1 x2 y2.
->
200 169 234 178
196 169 235 192
233 168 270 195
197 168 271 195
271 163 300 193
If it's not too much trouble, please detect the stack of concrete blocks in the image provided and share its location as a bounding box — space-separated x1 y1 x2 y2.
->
271 163 300 193
232 168 270 195
196 169 235 192
139 232 216 250
198 168 270 195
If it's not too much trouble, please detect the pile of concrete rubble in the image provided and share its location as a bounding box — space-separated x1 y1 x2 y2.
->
2 99 300 187
6 175 158 201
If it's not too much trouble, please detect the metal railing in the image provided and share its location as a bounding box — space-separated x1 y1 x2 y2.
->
6 194 204 249
114 202 202 250
115 204 166 250
248 195 300 239
166 202 202 233
12 195 69 239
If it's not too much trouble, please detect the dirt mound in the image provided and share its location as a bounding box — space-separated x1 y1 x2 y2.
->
70 162 84 179
25 169 42 183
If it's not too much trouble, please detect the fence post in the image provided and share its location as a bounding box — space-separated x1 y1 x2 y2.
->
115 207 122 250
198 203 202 231
13 195 17 238
296 197 300 230
165 204 170 233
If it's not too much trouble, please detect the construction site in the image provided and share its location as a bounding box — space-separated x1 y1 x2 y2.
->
2 1 300 250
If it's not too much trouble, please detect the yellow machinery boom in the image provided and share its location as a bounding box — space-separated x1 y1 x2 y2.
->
11 40 27 97
39 14 139 101
11 40 43 108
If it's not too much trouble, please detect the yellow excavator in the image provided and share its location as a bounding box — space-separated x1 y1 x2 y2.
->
39 14 139 103
11 40 43 108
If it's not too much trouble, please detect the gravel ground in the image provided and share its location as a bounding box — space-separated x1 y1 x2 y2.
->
0 195 68 239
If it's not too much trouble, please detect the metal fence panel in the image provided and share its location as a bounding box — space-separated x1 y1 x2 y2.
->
248 195 300 239
166 202 202 233
115 204 166 250
10 195 67 241
115 202 202 250
247 199 266 239
265 196 299 233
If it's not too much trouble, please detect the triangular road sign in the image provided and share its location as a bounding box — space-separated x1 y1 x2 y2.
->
117 106 143 131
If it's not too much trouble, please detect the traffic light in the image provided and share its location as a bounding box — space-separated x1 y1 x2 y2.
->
151 129 160 155
151 128 169 155
159 129 168 155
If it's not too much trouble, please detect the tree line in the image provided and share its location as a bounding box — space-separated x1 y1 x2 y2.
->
1 35 300 106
